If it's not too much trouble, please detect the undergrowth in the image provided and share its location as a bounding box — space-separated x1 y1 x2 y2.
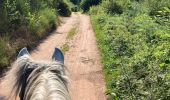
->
0 0 72 68
90 0 170 99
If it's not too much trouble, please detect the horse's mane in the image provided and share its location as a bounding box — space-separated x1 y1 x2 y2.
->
1 56 70 100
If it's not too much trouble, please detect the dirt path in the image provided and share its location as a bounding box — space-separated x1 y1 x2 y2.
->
0 13 106 100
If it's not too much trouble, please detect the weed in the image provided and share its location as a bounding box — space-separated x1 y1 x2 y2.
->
61 43 69 54
67 27 77 39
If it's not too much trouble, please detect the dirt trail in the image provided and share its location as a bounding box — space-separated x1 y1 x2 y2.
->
0 13 106 100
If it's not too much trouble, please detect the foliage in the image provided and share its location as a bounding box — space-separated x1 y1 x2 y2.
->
0 0 71 68
80 0 101 12
0 1 8 33
101 0 124 14
53 0 71 17
90 0 170 99
153 7 170 26
29 8 57 37
70 0 81 5
0 37 10 67
0 35 16 68
71 6 79 12
0 0 71 33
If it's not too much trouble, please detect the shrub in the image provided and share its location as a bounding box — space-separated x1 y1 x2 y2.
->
0 0 71 34
92 13 170 99
90 0 170 99
0 0 71 69
0 38 9 67
28 8 57 37
71 6 79 12
53 0 71 16
89 5 103 15
147 0 170 16
0 35 16 68
80 0 101 12
70 0 81 5
153 7 170 26
102 0 123 14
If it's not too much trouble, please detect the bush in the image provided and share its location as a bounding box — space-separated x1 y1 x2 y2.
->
89 6 103 15
53 0 71 16
0 0 71 33
92 13 170 100
0 38 9 67
90 0 170 99
147 0 170 16
70 0 81 5
0 35 16 68
80 0 101 12
0 0 71 69
71 6 79 12
28 8 57 37
102 0 123 14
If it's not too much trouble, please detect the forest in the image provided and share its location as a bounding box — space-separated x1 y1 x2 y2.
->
0 0 170 99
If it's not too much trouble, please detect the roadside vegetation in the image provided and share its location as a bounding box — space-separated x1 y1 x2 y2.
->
83 0 170 99
0 0 71 69
1 0 170 99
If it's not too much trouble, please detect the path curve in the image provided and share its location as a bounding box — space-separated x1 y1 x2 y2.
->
0 13 106 100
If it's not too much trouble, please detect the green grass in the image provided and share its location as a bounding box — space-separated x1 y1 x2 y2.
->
61 43 69 54
61 27 77 54
66 27 77 39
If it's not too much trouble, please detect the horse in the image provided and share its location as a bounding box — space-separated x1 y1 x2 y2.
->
0 47 71 100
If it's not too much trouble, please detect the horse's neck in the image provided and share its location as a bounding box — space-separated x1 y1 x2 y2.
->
24 72 70 100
